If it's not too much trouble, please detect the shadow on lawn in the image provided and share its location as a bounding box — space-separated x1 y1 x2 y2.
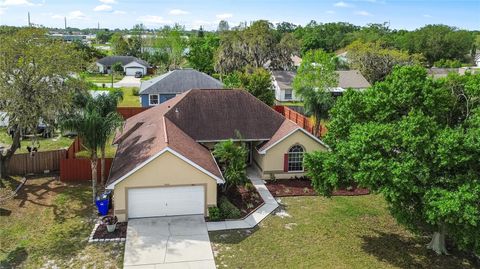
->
0 247 28 268
361 230 477 269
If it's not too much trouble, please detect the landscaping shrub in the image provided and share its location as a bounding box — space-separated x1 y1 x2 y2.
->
219 196 241 219
244 182 255 192
208 207 222 221
132 88 140 96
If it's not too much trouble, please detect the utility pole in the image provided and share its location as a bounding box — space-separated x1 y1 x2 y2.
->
27 12 31 27
64 16 67 30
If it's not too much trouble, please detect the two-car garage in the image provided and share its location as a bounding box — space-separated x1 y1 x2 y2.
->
127 185 205 218
108 149 221 222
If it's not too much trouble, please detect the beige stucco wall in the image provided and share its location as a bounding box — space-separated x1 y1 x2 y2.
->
113 151 217 221
253 130 328 180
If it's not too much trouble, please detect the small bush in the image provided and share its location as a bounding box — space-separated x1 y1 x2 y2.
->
244 182 255 192
219 196 241 219
208 207 222 221
132 88 140 96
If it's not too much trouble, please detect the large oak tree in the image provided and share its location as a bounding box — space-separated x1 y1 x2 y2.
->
305 66 480 256
0 28 84 179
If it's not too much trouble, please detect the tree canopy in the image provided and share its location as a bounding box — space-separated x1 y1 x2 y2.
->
0 28 85 178
223 67 275 106
304 66 480 256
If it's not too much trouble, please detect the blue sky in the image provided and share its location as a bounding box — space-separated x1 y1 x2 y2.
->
0 0 478 30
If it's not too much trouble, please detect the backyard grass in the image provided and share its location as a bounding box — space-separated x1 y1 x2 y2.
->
210 195 476 269
117 87 141 107
0 176 124 268
83 73 123 84
140 74 158 81
0 128 74 154
75 136 117 158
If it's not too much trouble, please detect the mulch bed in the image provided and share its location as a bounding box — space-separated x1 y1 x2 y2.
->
92 222 128 240
225 184 264 217
265 178 370 197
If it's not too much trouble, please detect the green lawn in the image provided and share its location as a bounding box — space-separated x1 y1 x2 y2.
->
83 73 123 84
75 136 117 158
210 195 475 269
0 128 74 154
0 176 124 268
117 87 141 107
141 74 158 81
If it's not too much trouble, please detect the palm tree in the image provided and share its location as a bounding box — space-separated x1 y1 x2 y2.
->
298 87 334 137
62 102 105 203
62 90 123 202
93 90 123 186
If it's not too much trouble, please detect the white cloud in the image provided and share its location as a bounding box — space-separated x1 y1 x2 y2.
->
99 0 116 3
169 9 189 15
355 10 372 16
137 15 172 25
94 4 112 12
216 13 233 19
51 10 88 20
326 10 335 14
0 0 40 6
423 14 433 18
334 1 354 8
113 10 126 14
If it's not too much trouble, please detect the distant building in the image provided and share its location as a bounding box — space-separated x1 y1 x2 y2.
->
96 56 151 76
272 70 371 102
139 69 223 107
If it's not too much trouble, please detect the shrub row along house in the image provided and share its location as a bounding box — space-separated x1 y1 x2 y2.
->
106 89 328 221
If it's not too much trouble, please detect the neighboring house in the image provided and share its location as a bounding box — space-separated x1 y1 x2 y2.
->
272 70 371 102
96 56 151 76
139 69 223 107
106 89 328 221
0 112 8 127
475 52 480 67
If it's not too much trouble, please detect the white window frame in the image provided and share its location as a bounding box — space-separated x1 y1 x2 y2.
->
284 89 293 100
149 94 159 106
287 144 304 172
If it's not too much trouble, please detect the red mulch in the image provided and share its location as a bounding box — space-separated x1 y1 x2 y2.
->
265 179 370 197
225 185 264 216
92 222 127 239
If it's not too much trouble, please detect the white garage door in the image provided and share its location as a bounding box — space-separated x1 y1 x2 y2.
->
125 67 144 76
128 186 205 219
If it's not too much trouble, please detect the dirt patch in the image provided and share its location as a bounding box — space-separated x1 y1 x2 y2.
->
266 179 369 197
92 222 127 239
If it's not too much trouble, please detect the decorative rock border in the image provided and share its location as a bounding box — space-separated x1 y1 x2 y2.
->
88 223 126 243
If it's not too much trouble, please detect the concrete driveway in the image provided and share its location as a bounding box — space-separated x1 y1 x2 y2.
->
123 215 215 269
116 76 141 88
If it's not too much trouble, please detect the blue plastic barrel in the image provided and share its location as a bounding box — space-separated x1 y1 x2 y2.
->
95 198 110 216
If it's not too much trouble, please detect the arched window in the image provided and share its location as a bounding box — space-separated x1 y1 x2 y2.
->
288 145 304 172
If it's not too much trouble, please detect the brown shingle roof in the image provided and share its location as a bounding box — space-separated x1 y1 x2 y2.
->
164 90 285 141
107 89 322 187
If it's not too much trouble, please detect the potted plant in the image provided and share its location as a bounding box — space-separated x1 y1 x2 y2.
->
102 215 118 233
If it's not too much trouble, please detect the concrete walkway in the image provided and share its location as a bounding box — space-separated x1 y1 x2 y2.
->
206 168 279 231
124 215 215 269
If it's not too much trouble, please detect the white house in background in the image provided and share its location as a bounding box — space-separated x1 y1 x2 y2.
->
272 70 371 102
0 112 8 127
96 56 151 76
476 52 480 67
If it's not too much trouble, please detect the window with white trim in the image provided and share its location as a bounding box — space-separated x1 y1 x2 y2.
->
288 145 304 172
149 94 159 105
285 89 292 100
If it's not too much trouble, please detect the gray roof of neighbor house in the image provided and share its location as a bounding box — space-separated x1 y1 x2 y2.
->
272 70 371 90
97 56 150 67
107 89 307 186
139 69 223 95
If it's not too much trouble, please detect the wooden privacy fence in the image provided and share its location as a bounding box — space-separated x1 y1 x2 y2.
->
117 107 150 120
7 149 67 175
60 158 113 182
273 105 327 137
